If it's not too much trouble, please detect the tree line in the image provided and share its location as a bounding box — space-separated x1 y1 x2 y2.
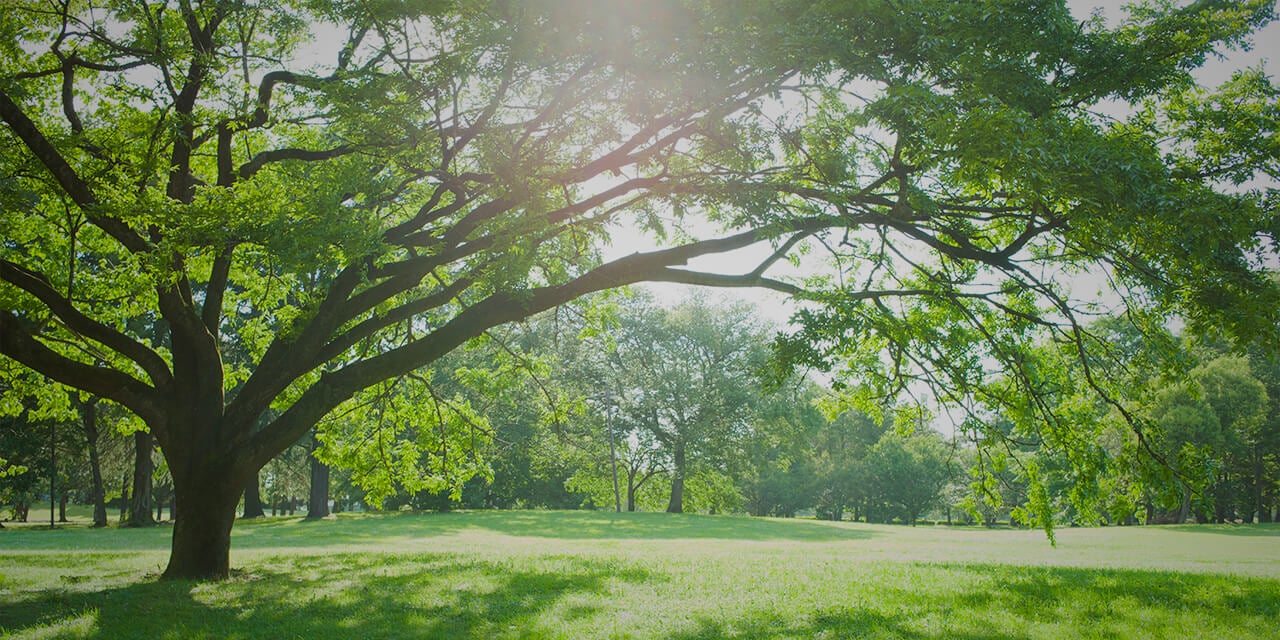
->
7 293 1277 530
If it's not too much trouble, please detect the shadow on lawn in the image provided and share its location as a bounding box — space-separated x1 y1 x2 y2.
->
0 552 654 639
230 510 877 548
667 564 1280 640
669 609 1020 640
1160 522 1280 537
4 558 1279 639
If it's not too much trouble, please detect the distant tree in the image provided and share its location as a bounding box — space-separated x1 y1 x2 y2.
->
1193 356 1268 522
242 471 266 519
739 382 839 519
865 428 951 525
813 409 890 522
1243 345 1280 522
124 431 155 527
305 431 330 520
72 395 109 527
606 296 770 513
0 411 44 522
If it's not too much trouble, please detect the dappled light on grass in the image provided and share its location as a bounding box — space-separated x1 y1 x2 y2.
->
3 554 654 640
3 513 1280 638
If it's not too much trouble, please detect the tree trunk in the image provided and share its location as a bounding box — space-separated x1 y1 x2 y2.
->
1253 449 1265 524
666 477 683 513
306 436 331 520
1176 485 1192 525
119 471 130 522
127 431 155 527
58 493 69 522
79 398 109 528
161 468 246 580
242 468 265 518
666 447 685 513
626 468 638 512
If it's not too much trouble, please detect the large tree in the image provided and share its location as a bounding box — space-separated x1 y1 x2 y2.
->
3 1 1278 579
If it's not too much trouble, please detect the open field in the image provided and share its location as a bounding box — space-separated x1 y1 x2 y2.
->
2 511 1278 639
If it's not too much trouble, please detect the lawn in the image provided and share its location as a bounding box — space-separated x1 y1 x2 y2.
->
2 510 1278 639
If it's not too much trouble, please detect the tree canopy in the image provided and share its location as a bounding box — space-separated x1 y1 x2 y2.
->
2 0 1279 579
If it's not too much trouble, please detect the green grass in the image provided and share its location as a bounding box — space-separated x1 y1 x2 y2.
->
2 512 1279 639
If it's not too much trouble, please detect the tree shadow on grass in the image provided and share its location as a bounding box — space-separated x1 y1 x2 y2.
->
0 552 655 639
664 564 1280 640
5 557 1280 639
232 510 876 549
447 510 877 542
667 609 1023 640
1159 523 1280 537
953 563 1280 624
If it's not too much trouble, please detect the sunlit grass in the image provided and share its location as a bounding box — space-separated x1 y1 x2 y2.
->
3 511 1278 638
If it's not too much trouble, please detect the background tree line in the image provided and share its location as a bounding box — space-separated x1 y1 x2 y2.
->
8 293 1276 528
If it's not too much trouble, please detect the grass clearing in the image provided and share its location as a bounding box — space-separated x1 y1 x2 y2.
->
2 511 1278 639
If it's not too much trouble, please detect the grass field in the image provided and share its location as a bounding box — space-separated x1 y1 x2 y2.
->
2 510 1278 639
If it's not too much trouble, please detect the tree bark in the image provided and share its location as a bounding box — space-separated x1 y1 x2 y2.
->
78 398 109 527
127 431 155 527
1176 485 1192 525
242 468 265 518
1253 449 1265 524
306 434 331 520
161 466 246 580
119 471 130 522
666 447 685 514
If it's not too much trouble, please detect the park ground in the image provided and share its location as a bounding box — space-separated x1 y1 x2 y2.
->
2 509 1278 639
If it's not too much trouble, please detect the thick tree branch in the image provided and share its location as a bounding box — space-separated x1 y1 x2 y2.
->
313 276 477 366
202 245 235 336
1 260 173 388
648 269 806 296
237 146 356 180
0 89 149 253
242 215 846 466
0 312 164 428
221 265 367 431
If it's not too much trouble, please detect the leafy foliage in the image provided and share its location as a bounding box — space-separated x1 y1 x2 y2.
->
2 0 1279 577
